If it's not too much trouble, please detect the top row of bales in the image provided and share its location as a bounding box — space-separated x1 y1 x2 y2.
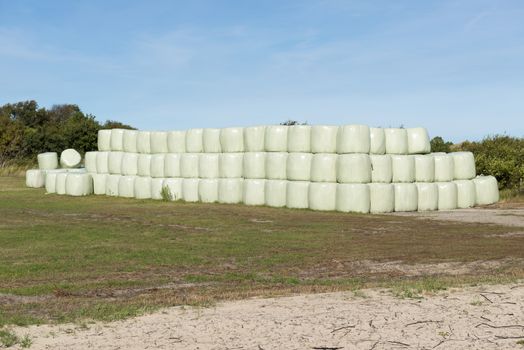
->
98 125 431 155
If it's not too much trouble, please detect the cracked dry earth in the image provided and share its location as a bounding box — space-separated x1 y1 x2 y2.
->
8 283 524 350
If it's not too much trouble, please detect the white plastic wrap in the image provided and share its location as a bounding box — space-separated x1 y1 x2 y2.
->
451 152 476 180
60 149 82 168
337 125 370 154
180 153 200 178
391 155 415 183
287 125 311 153
369 127 386 155
151 178 166 200
264 125 288 152
137 154 152 177
337 154 371 183
55 172 68 195
67 168 87 174
65 173 93 196
244 126 266 152
414 155 435 182
220 127 244 152
92 173 108 195
150 154 166 178
311 153 338 182
37 152 58 170
150 131 168 153
118 175 136 198
84 152 97 173
433 153 454 182
265 152 288 180
198 179 219 203
134 176 152 199
202 128 222 153
97 130 112 151
185 128 204 153
45 170 63 193
164 153 181 177
96 152 109 174
265 180 287 207
309 182 337 211
370 155 392 183
123 130 138 153
162 178 183 201
242 179 266 206
167 130 186 153
286 153 312 181
219 153 243 178
105 174 120 197
243 152 266 179
108 151 124 174
121 153 138 176
182 178 200 202
369 183 395 213
437 182 458 210
336 183 370 213
199 153 220 179
416 182 438 211
25 169 46 188
137 131 151 154
110 129 124 151
454 180 476 209
384 128 408 154
311 125 338 153
394 183 418 212
473 176 499 205
218 178 243 204
407 127 430 154
286 181 309 209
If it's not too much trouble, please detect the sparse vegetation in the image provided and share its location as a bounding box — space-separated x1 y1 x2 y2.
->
160 186 173 202
0 329 31 348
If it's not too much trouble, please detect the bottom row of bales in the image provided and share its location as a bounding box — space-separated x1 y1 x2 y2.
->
35 169 500 213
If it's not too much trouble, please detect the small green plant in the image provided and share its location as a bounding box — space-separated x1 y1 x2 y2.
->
517 339 524 346
0 328 23 348
470 300 483 306
160 186 172 201
20 335 32 348
438 331 450 337
352 290 367 298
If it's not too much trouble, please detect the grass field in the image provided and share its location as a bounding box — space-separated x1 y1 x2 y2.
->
1 176 523 326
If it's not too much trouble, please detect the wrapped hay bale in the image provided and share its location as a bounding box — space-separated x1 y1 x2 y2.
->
150 154 166 178
265 125 288 152
370 155 392 183
243 179 266 206
244 126 266 152
105 174 120 196
110 129 124 151
336 183 370 213
92 173 108 195
407 127 430 154
385 128 408 154
391 155 415 183
473 176 499 205
167 130 186 153
394 183 418 212
287 125 311 153
123 130 138 153
108 151 124 174
134 176 152 199
337 154 371 183
121 153 138 176
37 152 58 170
118 175 136 198
162 178 183 201
337 125 370 154
265 180 287 207
98 130 112 151
186 128 204 153
265 152 288 180
198 178 219 203
311 154 338 182
151 178 166 200
433 153 454 182
414 155 435 182
416 182 438 211
137 154 152 177
96 152 109 174
286 181 309 209
182 178 200 202
26 169 46 188
454 180 476 208
164 153 181 177
203 128 222 153
218 178 243 204
67 168 87 174
243 152 266 179
437 182 458 210
286 153 312 181
137 131 152 154
370 127 386 155
451 152 476 180
369 183 395 213
55 172 68 195
311 125 338 153
45 170 65 193
60 149 82 168
309 182 337 211
219 153 243 178
150 131 168 153
84 152 97 173
66 173 93 196
220 127 244 152
199 153 220 179
180 153 200 178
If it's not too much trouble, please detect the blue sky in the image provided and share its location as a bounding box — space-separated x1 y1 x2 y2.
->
0 0 522 142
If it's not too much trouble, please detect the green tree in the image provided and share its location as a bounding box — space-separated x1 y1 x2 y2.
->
430 136 453 153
